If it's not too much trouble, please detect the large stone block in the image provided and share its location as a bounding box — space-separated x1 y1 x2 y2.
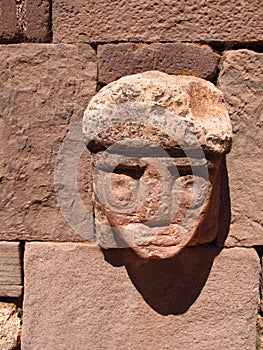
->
98 43 220 84
0 0 50 43
22 242 259 350
0 44 97 241
0 242 22 298
53 0 263 44
218 50 263 246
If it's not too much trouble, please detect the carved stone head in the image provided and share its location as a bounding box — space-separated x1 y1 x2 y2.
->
83 71 232 259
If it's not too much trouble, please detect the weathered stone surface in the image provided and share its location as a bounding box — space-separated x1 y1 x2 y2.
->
0 0 50 43
53 0 263 43
0 302 21 350
22 243 259 350
258 315 263 350
0 1 18 42
93 155 222 259
218 50 263 246
0 242 22 298
84 71 232 258
98 43 220 84
25 0 51 42
84 71 232 154
0 44 97 241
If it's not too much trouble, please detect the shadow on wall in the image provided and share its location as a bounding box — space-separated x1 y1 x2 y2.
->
102 156 231 316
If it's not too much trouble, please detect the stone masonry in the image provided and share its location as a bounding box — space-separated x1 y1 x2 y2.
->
0 44 96 242
0 0 50 43
218 50 263 247
0 1 262 349
22 243 259 350
52 0 263 43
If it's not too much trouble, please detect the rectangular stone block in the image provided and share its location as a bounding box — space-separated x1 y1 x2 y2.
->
0 242 22 297
218 50 263 246
98 43 220 84
0 0 18 42
53 0 263 44
0 44 97 241
22 243 259 350
0 0 51 43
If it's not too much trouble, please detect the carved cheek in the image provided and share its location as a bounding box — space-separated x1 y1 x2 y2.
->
95 163 164 227
110 173 135 202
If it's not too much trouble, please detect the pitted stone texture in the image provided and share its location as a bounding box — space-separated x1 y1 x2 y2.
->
218 50 263 246
0 1 18 42
0 302 21 350
98 43 220 84
22 243 259 350
0 242 22 298
84 71 232 258
0 44 96 241
258 315 263 350
53 0 263 43
0 0 50 43
93 154 221 259
84 71 232 155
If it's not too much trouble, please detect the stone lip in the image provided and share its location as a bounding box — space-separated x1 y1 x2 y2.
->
83 71 232 155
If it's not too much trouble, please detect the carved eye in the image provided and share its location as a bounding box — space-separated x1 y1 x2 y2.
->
113 161 147 180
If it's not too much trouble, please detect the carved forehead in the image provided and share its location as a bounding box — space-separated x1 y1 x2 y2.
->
83 71 232 154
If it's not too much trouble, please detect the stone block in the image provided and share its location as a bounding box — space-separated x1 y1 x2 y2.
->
0 44 97 241
0 302 21 350
52 0 263 43
218 50 263 246
25 0 51 42
0 0 18 42
22 242 259 350
98 43 220 84
0 0 50 43
0 242 22 298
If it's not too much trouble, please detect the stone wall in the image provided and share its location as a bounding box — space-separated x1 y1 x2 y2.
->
0 1 262 349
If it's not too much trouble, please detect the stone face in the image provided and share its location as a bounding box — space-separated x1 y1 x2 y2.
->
0 44 97 241
83 71 232 258
218 50 263 246
0 302 21 350
98 43 220 84
0 0 50 43
93 155 222 259
22 242 259 350
0 242 22 298
52 0 263 43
